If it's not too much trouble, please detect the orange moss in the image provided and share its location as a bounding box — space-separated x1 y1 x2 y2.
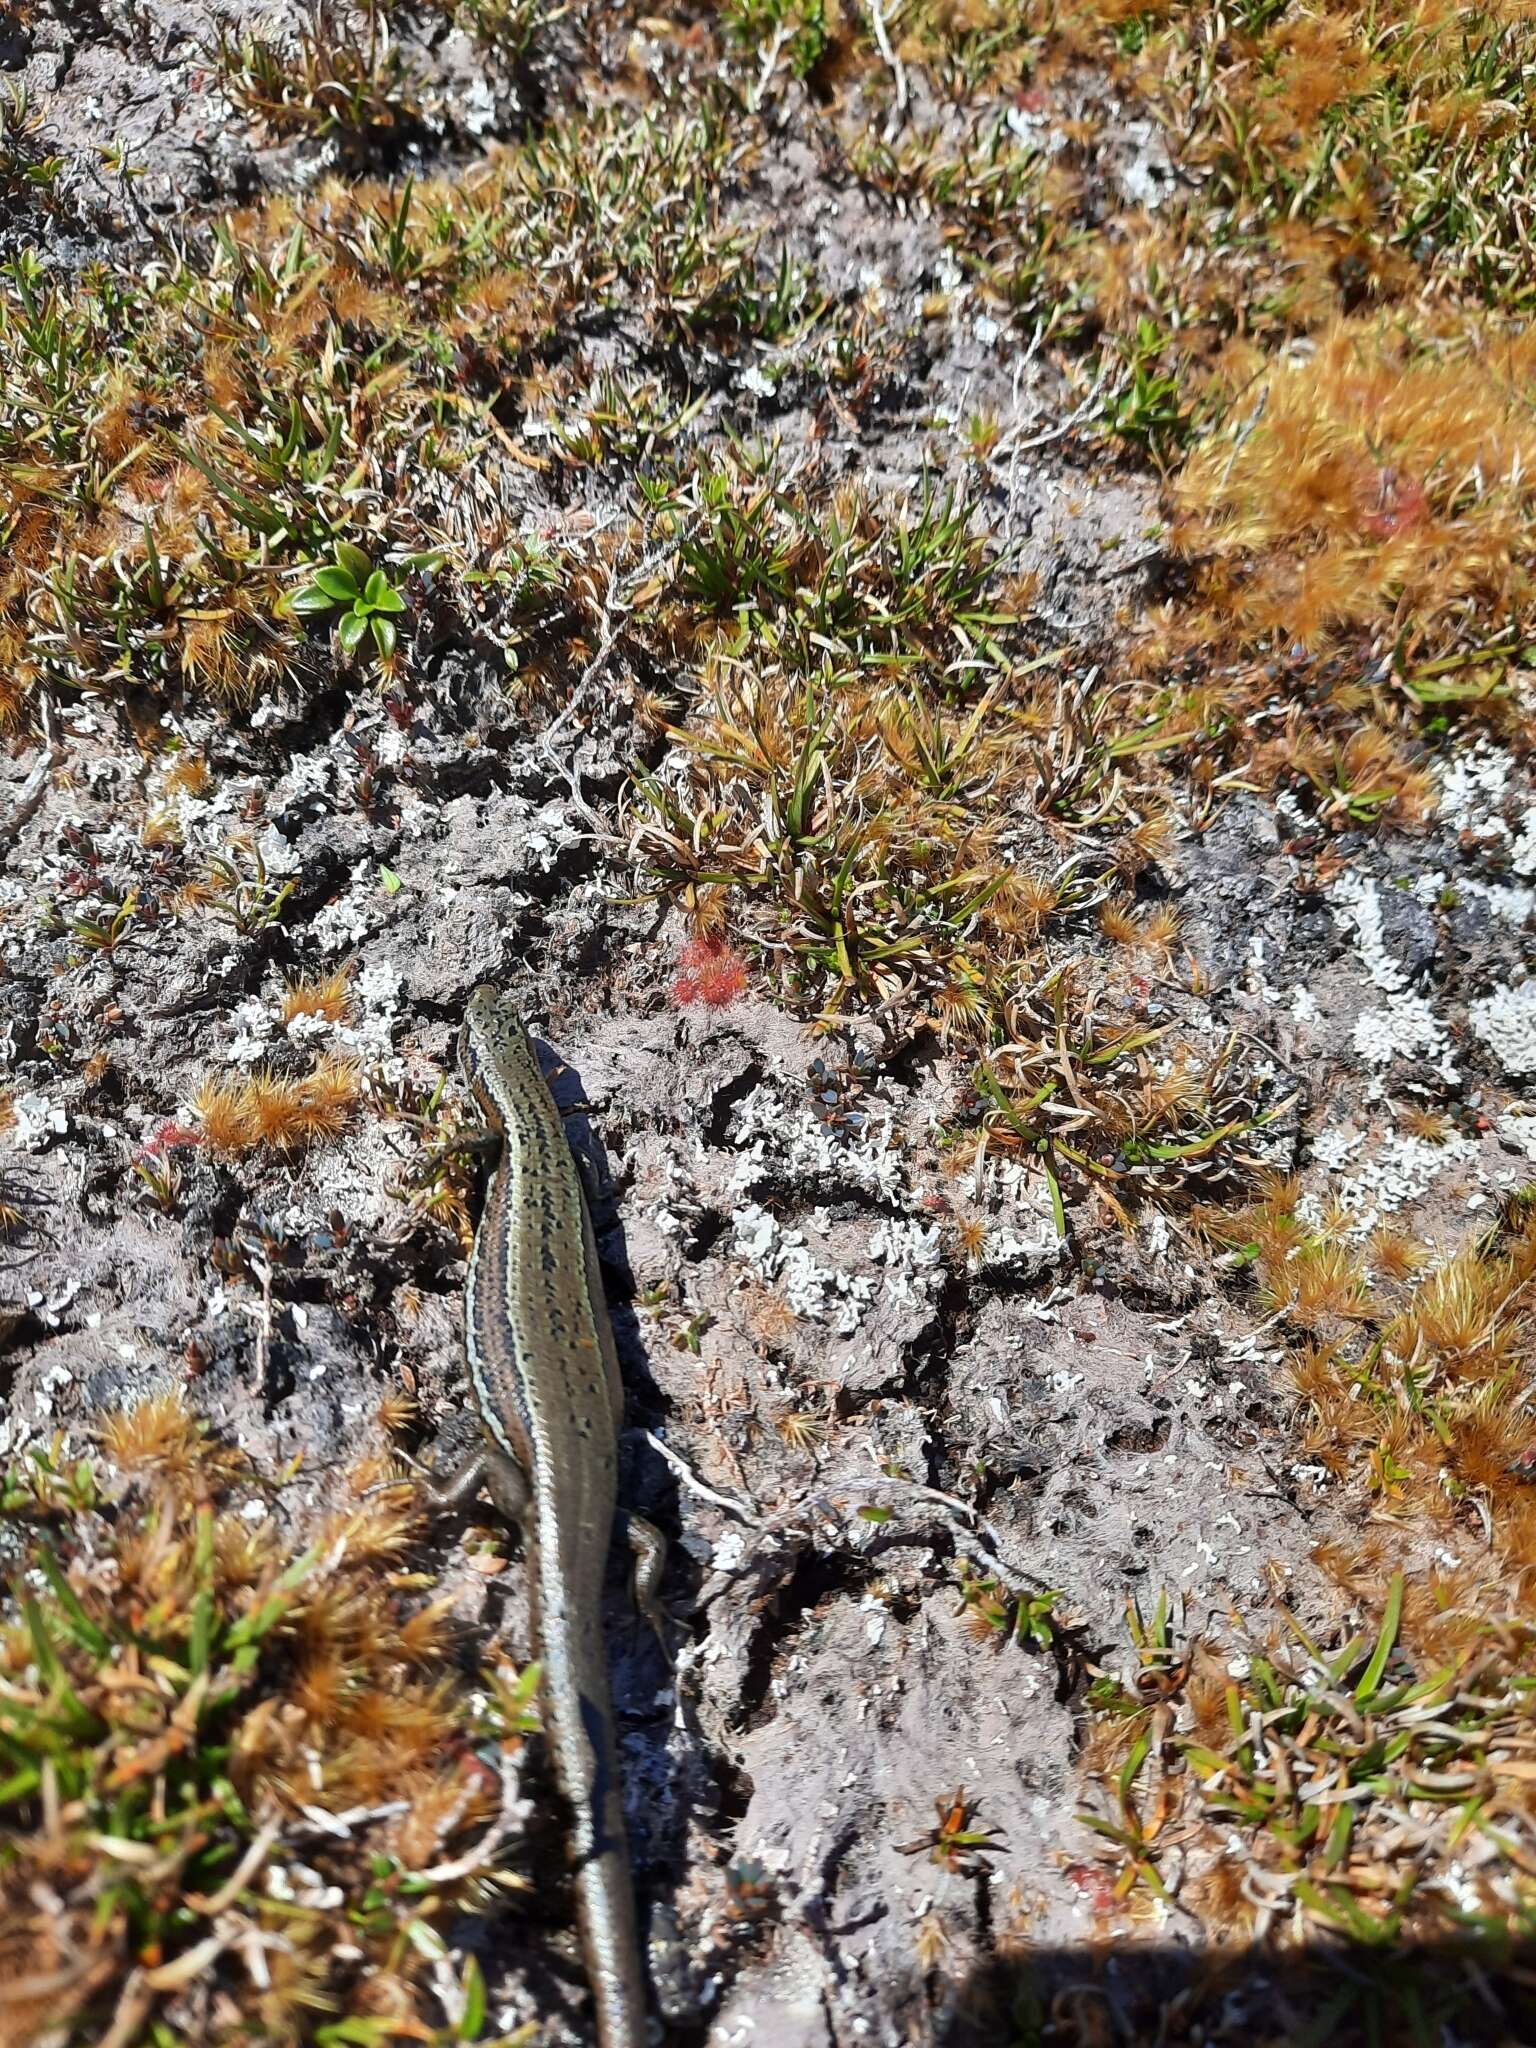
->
192 1056 361 1157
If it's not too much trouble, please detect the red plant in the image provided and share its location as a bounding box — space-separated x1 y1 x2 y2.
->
1063 1861 1121 1914
138 1120 202 1159
1359 466 1429 540
672 936 749 1009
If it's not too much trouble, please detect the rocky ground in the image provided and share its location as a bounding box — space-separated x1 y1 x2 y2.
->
3 6 1535 2048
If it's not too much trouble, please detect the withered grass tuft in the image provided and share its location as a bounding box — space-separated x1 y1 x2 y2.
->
0 1399 540 2047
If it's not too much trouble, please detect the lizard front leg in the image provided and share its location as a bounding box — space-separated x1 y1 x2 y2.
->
422 1435 531 1524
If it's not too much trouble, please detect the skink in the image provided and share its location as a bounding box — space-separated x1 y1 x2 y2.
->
433 984 661 2048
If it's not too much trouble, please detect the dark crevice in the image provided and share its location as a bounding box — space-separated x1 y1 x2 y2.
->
735 1545 871 1732
703 1058 767 1147
1103 1416 1171 1456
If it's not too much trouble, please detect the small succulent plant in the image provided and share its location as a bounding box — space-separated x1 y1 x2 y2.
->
288 541 408 659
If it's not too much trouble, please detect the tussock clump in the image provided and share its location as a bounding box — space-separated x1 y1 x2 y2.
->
280 963 354 1026
1209 1182 1536 1579
0 1400 534 2048
627 451 1288 1224
192 1056 362 1156
0 100 753 728
1080 1577 1536 1998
